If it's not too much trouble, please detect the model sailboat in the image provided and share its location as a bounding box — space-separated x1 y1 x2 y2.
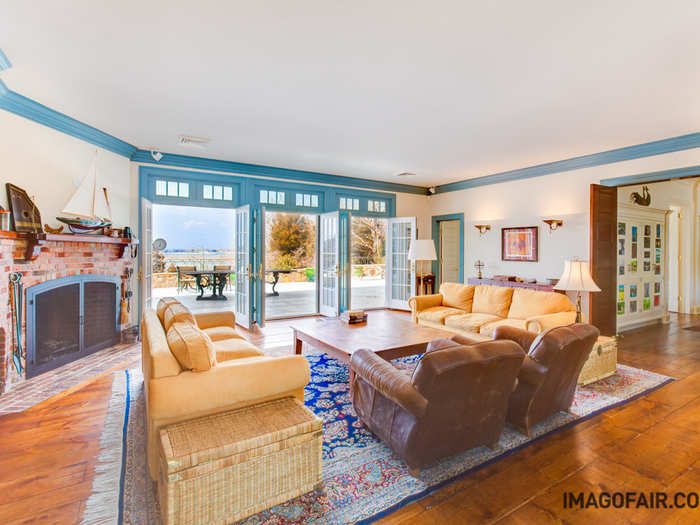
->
56 150 113 234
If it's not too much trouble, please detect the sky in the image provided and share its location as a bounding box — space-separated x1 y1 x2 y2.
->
153 204 235 251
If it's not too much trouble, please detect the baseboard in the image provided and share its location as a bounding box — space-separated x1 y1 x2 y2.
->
618 318 663 333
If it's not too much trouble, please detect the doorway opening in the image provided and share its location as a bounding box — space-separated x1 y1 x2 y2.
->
351 216 387 310
263 211 318 319
150 204 235 312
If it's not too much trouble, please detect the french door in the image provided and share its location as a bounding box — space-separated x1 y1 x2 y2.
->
319 211 340 316
386 217 416 310
140 197 153 311
234 204 254 329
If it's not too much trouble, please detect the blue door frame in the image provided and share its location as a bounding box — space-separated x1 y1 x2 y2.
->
138 165 396 324
431 213 465 285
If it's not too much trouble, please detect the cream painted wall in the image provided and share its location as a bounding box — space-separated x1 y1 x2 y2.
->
0 111 132 228
426 148 700 315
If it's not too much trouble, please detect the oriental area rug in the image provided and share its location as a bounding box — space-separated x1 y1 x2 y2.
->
82 351 672 524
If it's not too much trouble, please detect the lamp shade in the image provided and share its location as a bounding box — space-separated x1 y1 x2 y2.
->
407 239 437 261
554 260 601 292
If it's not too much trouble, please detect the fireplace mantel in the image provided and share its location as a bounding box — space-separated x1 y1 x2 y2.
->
0 231 138 262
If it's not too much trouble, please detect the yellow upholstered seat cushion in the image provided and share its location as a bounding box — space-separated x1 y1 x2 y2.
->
417 306 464 324
162 303 196 331
156 297 180 324
214 338 264 361
507 288 576 319
202 325 245 342
166 322 217 372
478 318 528 337
472 285 514 317
439 283 475 312
444 313 502 333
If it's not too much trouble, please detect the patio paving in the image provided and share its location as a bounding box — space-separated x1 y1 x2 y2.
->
152 278 385 318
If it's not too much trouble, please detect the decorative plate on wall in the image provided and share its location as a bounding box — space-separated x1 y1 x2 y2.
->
501 226 538 262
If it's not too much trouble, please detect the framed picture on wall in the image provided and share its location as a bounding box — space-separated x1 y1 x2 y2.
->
501 226 538 262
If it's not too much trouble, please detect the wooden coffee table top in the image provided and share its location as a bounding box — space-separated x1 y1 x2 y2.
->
291 310 455 363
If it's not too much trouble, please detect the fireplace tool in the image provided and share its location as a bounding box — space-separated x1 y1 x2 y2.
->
9 272 24 374
120 268 134 325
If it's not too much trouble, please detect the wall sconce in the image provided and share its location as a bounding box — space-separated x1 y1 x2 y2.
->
474 224 491 236
543 219 563 233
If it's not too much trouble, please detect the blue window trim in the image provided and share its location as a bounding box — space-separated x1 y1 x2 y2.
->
140 165 397 216
431 213 464 285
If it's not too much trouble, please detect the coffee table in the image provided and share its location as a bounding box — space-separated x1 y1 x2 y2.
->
291 311 455 369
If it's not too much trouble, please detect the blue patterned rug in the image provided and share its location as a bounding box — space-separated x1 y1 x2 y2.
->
83 351 673 524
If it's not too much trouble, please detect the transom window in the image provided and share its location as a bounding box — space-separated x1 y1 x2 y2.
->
339 197 360 211
259 189 285 205
367 199 387 213
203 184 233 201
155 179 190 198
295 193 319 208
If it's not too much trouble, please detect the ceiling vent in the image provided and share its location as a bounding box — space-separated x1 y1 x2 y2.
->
178 135 210 148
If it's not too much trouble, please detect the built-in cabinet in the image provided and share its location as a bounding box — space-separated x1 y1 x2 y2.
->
616 204 666 331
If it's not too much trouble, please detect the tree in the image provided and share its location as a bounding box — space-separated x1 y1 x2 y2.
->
352 217 385 264
267 213 315 269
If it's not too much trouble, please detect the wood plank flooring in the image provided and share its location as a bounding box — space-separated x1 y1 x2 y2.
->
0 312 698 524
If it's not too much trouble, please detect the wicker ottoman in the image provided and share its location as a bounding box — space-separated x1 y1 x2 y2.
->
158 397 323 525
578 336 618 386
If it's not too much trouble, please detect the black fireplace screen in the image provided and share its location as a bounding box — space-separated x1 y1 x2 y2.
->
27 275 120 378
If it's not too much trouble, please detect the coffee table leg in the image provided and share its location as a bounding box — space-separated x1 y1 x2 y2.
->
294 334 303 355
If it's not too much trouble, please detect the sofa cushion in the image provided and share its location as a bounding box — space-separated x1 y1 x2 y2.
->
479 318 528 337
507 288 576 319
213 338 264 361
417 306 464 324
472 285 514 317
444 313 502 333
439 283 475 312
156 297 180 324
166 322 217 372
163 303 196 331
202 325 245 342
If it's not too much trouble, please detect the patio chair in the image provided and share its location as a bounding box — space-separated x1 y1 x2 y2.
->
214 265 234 290
176 265 197 294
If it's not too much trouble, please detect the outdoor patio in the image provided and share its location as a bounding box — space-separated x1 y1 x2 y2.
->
152 278 385 318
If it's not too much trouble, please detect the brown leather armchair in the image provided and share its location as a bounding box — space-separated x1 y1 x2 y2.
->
493 323 600 435
349 340 525 474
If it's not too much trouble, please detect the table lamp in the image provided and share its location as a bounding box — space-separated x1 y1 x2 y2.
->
554 259 601 323
408 239 437 295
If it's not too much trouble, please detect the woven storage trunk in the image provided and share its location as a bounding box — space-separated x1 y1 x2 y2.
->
158 397 323 525
578 336 618 386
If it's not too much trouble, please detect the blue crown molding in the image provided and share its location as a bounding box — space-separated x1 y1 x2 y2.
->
130 149 428 195
435 132 700 193
0 48 11 72
0 87 137 158
0 79 8 97
600 165 700 187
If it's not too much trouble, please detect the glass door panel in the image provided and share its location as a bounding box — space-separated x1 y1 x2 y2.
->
319 211 340 317
234 204 253 329
386 217 416 310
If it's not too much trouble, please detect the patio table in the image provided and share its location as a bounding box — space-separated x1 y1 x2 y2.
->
182 269 231 301
265 269 292 296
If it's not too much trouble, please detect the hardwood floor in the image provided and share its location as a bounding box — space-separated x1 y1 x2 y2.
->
0 312 699 524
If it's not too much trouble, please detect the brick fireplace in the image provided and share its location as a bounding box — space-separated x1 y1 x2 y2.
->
0 232 137 393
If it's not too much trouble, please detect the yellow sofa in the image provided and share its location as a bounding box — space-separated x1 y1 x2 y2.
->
409 282 577 341
142 298 311 479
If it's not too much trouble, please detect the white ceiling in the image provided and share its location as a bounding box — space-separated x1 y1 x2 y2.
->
1 1 699 187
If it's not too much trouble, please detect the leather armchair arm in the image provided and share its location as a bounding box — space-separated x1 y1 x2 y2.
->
518 355 548 387
148 355 310 419
525 311 577 333
408 294 444 322
350 349 428 418
493 325 537 352
195 311 236 330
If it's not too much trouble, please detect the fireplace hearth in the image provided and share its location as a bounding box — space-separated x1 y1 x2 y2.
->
27 274 120 378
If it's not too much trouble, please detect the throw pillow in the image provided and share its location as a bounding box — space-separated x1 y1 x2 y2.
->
166 322 217 372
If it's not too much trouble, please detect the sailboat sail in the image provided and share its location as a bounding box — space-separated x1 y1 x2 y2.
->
57 150 112 233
